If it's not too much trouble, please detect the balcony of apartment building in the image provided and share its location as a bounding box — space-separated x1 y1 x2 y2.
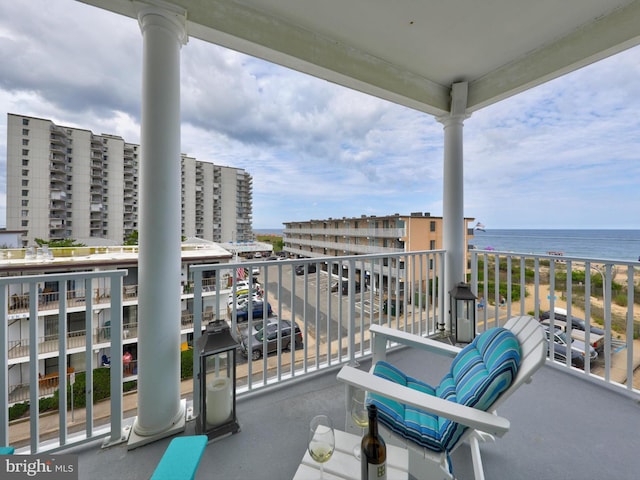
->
284 225 406 238
48 171 67 183
2 250 639 479
288 236 405 256
49 132 68 147
49 143 67 155
48 160 66 173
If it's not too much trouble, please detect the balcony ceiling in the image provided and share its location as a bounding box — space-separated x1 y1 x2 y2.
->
78 0 640 115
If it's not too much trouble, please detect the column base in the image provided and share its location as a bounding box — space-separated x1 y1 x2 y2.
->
126 399 186 450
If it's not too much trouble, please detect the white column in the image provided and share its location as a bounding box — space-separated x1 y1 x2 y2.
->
439 83 469 333
133 4 187 441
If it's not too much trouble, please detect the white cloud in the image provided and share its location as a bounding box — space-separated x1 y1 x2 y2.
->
1 1 639 230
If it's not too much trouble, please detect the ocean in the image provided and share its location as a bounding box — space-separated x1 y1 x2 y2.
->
470 229 640 263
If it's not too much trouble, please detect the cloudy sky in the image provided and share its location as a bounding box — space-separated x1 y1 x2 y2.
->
1 1 639 230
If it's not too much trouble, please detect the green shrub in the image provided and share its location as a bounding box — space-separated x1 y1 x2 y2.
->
181 348 194 380
9 402 29 421
9 357 194 422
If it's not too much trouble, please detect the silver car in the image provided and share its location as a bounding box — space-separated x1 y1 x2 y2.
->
544 325 597 364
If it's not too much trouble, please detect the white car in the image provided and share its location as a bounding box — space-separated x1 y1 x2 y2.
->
227 291 261 307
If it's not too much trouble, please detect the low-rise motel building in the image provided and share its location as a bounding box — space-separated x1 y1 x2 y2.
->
283 212 476 295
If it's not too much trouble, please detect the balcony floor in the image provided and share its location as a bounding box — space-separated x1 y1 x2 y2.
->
68 346 640 480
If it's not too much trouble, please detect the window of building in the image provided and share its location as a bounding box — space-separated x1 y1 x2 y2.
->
22 139 29 146
22 159 28 166
22 149 29 156
21 200 28 207
21 220 28 227
21 180 28 186
22 169 28 176
430 240 436 250
21 210 28 217
21 190 28 197
430 221 436 232
22 118 29 125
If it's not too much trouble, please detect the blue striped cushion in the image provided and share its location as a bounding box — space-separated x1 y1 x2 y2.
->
370 327 520 453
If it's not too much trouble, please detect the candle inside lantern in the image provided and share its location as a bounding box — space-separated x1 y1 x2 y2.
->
206 376 232 427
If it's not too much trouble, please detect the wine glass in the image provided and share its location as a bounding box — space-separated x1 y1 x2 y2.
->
308 415 335 479
350 389 368 459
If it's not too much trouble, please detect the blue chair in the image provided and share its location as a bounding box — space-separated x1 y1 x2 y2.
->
338 316 546 480
101 355 111 367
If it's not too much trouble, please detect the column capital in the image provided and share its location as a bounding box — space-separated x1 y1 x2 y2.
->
136 0 188 45
436 81 471 126
436 112 470 128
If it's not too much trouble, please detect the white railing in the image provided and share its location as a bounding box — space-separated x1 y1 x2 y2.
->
189 251 445 412
470 250 640 393
1 270 127 453
3 248 638 456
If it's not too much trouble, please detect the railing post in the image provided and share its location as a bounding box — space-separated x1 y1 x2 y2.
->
104 272 124 447
192 269 203 416
347 258 357 366
58 280 68 446
84 277 95 439
603 264 612 382
29 281 40 453
0 285 8 447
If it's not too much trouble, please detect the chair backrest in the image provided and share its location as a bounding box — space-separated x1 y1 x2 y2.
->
488 316 546 414
434 327 521 451
370 316 546 453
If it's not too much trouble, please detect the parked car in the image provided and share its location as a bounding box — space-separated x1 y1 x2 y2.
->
295 263 317 275
543 325 597 369
540 308 605 352
240 319 303 360
235 317 279 341
232 279 261 291
540 308 605 335
229 300 272 322
227 291 262 309
331 280 365 295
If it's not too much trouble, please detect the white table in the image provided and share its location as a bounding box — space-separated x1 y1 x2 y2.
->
293 429 408 479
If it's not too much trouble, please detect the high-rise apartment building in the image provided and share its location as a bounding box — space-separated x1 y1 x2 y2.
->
6 114 253 247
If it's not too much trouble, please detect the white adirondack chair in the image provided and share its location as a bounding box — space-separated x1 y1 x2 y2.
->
337 316 546 480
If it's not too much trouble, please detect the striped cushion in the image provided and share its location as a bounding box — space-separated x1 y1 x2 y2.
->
370 327 521 453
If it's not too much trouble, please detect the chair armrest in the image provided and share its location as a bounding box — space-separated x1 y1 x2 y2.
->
371 324 460 365
337 366 510 437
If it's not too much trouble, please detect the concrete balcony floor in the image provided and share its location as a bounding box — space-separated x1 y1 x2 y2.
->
66 345 640 480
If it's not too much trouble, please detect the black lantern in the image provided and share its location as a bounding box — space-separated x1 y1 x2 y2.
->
449 282 477 344
195 320 241 441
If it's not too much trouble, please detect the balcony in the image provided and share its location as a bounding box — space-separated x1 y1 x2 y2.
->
2 251 640 479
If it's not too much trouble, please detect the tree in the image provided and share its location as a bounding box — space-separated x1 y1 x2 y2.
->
124 230 139 245
34 238 86 248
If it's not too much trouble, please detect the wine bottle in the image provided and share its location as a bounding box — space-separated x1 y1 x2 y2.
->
361 404 386 480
